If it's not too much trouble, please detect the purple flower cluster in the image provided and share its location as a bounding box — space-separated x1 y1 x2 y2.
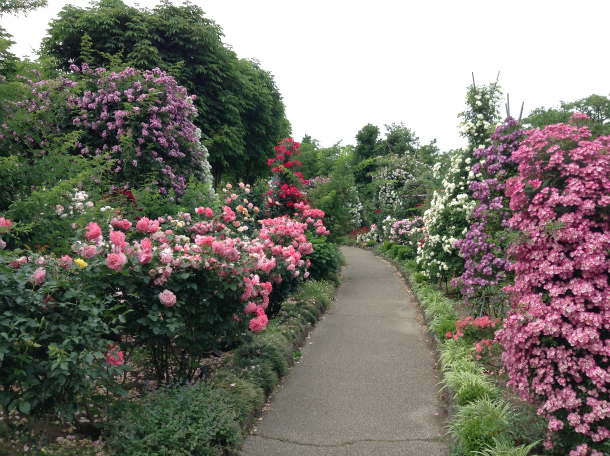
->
2 64 203 197
452 118 526 314
496 114 610 451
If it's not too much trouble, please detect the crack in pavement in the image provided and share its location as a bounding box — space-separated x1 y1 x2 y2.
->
327 312 417 320
249 434 442 448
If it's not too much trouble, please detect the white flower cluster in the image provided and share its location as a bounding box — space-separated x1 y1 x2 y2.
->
193 128 216 197
416 82 501 279
347 196 364 228
54 189 95 218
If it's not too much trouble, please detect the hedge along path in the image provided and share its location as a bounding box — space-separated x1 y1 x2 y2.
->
240 246 447 455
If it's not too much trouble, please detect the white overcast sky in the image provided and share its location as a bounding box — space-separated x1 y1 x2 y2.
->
3 0 610 152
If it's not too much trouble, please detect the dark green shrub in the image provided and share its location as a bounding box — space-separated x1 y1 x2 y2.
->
107 382 243 456
209 372 264 424
396 246 410 262
234 358 278 395
237 332 291 379
377 240 393 253
389 243 402 259
305 237 341 283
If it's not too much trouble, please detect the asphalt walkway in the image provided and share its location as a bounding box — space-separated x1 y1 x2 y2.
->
240 246 447 455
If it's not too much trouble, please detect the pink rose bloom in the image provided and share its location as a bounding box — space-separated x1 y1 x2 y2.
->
205 208 213 218
0 238 6 250
195 207 205 214
109 230 127 250
106 252 127 271
106 344 124 366
136 249 153 264
80 244 98 258
85 222 102 241
195 235 215 246
244 302 258 314
160 250 173 264
59 255 73 269
111 218 132 231
159 289 177 307
9 256 28 269
0 217 12 228
30 267 46 285
249 312 268 332
136 217 151 233
222 207 236 223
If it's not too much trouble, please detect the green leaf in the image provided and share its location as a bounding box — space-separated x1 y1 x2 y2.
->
18 401 31 414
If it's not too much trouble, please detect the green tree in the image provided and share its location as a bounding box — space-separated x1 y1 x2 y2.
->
41 0 290 187
0 0 47 16
523 106 570 129
381 122 418 155
352 123 380 186
297 136 320 179
523 94 610 136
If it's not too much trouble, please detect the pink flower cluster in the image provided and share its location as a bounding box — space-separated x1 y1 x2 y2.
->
496 115 610 450
69 202 327 332
106 343 124 366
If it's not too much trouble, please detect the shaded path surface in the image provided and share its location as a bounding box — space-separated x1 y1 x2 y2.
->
241 247 447 455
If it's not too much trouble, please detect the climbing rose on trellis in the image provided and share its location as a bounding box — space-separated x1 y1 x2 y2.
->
496 114 610 453
265 138 308 216
452 118 526 315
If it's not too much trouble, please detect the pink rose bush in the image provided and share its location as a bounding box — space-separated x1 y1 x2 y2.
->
496 115 610 452
0 249 127 424
65 201 328 381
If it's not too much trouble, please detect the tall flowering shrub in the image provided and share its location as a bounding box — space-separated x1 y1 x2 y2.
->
389 216 425 259
452 118 527 315
496 115 610 454
374 152 429 222
265 138 308 217
417 82 502 281
1 64 207 198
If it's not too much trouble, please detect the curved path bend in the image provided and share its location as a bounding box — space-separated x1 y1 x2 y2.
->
241 246 447 455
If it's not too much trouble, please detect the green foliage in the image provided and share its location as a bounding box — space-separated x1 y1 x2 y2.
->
297 280 335 311
0 0 47 16
305 173 361 241
377 240 393 253
236 331 292 380
107 382 243 455
304 237 341 285
435 318 457 340
473 440 541 456
451 397 515 454
0 251 126 428
442 370 499 406
523 94 610 137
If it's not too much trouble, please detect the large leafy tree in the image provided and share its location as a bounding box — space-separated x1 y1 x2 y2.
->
41 0 290 186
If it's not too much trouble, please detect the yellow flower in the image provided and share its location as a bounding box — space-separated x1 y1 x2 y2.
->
75 258 88 268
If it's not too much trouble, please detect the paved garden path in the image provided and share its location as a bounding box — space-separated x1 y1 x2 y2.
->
240 246 448 455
